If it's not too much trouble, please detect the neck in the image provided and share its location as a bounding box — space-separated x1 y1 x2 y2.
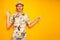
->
17 11 23 15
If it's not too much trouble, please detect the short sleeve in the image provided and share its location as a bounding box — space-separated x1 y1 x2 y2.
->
24 14 31 25
9 15 14 24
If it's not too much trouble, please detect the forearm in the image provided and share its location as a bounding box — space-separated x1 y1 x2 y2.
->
6 16 11 28
28 18 39 27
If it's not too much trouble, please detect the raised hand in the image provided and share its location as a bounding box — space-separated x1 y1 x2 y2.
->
36 16 40 22
6 11 10 17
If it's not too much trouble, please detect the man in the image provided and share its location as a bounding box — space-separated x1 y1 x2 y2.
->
6 2 40 40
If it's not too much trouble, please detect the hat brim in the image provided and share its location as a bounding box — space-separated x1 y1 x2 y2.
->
16 3 24 6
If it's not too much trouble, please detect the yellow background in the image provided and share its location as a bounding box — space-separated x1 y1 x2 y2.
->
0 0 60 40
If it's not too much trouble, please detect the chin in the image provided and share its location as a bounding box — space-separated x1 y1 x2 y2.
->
18 10 21 12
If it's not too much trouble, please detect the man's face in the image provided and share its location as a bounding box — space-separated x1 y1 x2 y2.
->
16 4 24 12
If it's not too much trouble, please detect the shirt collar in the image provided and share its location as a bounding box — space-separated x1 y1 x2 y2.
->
16 12 24 16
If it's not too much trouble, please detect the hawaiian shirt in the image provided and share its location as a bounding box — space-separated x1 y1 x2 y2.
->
9 13 30 38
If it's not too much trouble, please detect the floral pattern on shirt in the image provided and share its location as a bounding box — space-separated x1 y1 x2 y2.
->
9 13 30 38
